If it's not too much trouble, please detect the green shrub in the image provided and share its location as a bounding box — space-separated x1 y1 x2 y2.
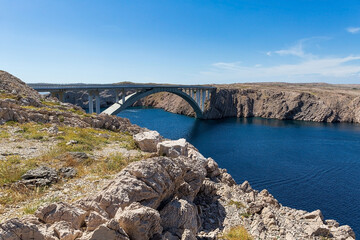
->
219 226 253 240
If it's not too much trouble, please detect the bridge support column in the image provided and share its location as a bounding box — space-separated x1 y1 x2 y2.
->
202 89 206 112
88 91 94 114
122 89 125 104
196 89 200 107
115 90 120 103
95 90 101 114
54 91 65 102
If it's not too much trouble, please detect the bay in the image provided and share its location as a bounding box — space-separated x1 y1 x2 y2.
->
118 107 360 234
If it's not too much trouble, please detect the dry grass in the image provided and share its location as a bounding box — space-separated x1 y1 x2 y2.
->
228 200 245 209
22 196 61 215
94 152 142 176
219 226 253 240
0 91 20 100
0 156 37 186
22 99 91 117
0 122 140 208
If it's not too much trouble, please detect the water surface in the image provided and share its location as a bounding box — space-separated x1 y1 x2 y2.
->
118 107 360 234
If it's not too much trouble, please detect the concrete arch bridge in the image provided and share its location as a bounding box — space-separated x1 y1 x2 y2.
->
29 84 216 119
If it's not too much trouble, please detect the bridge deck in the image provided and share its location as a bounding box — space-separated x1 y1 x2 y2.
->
28 83 215 92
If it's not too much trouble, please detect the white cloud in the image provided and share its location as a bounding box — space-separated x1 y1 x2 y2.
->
274 42 306 58
199 38 360 83
200 56 360 82
346 27 360 34
267 38 321 59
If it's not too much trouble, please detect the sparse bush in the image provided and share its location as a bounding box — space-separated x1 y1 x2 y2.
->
59 115 65 122
219 226 253 240
23 195 60 215
0 156 36 186
228 200 245 209
240 212 252 218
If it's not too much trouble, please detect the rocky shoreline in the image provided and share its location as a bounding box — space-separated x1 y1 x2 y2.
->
0 131 356 240
0 71 356 239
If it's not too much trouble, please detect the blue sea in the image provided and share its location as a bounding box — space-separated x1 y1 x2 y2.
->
118 107 360 235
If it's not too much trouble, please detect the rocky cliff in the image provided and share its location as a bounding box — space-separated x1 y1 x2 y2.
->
137 83 360 123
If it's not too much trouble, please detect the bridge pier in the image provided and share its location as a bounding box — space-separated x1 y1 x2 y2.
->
196 90 200 107
115 90 120 103
88 91 94 114
122 89 125 104
51 91 65 102
94 90 101 114
202 89 206 112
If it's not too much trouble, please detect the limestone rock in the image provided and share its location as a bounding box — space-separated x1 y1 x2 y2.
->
85 221 129 240
181 229 197 240
47 125 59 135
304 224 331 237
79 156 206 217
35 202 87 229
115 202 162 240
301 209 324 224
86 211 108 231
51 221 82 240
160 199 201 235
0 217 55 240
66 140 78 145
157 138 188 158
205 158 220 178
331 225 356 240
58 167 77 178
20 166 58 187
132 85 360 124
68 152 89 161
0 70 41 104
133 130 162 152
240 180 253 193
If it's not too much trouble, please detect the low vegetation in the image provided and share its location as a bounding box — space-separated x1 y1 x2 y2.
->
0 91 20 100
228 200 245 209
0 122 143 219
240 212 252 218
219 226 253 240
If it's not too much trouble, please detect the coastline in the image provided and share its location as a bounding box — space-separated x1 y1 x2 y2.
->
0 71 356 239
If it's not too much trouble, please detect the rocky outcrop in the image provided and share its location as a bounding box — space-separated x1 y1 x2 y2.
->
133 130 163 152
136 85 360 123
20 166 59 187
0 72 141 134
0 132 355 240
157 138 188 158
0 70 42 106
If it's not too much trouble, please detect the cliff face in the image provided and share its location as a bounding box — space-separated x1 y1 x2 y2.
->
137 84 360 123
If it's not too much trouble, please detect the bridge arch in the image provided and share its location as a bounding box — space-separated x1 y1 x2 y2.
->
106 88 203 118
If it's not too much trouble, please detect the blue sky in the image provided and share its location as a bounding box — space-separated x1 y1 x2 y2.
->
1 0 360 84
